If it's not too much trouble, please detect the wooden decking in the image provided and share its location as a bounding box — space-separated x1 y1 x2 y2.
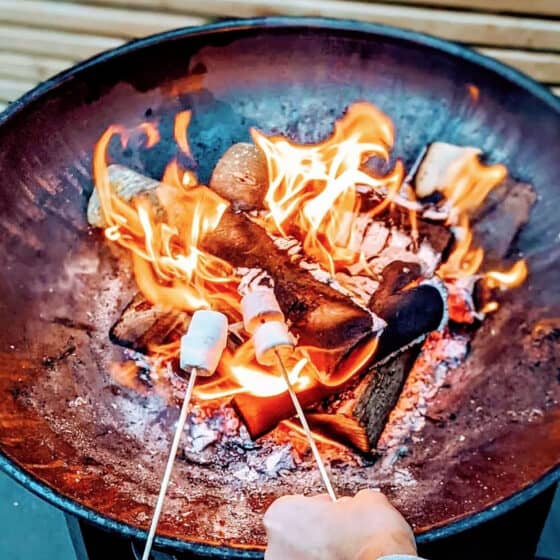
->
0 0 558 111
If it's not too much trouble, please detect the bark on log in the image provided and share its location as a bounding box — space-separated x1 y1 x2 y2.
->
472 176 537 265
305 346 422 453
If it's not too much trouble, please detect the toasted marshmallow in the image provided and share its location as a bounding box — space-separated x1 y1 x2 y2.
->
180 310 228 376
241 289 284 333
253 321 294 366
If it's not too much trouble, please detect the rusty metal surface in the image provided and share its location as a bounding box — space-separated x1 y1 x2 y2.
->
0 18 559 558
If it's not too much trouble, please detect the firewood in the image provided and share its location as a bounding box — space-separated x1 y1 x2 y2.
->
94 166 381 370
110 293 189 352
87 164 161 228
472 176 537 264
209 142 268 211
305 346 422 453
202 210 382 355
233 278 447 441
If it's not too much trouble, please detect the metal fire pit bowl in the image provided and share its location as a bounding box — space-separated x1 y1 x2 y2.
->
0 17 559 559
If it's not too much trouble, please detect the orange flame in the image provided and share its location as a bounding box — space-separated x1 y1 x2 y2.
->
252 102 404 275
174 110 193 158
95 101 529 410
93 124 240 315
485 259 528 289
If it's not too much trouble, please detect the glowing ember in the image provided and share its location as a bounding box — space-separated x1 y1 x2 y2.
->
252 102 404 276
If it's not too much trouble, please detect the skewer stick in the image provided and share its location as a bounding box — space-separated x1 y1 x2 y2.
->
273 349 337 502
141 368 198 560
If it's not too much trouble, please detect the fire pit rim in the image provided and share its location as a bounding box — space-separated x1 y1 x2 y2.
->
0 16 559 558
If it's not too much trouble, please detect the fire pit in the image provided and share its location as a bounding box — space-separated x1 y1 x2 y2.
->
0 17 559 559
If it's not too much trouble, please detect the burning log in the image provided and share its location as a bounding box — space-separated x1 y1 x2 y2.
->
232 279 447 443
110 292 189 352
87 164 162 228
94 165 381 369
472 176 537 264
304 347 422 453
202 210 382 352
209 143 268 211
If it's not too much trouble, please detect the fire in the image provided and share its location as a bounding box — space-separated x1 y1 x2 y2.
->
252 102 404 276
93 122 240 315
485 259 528 289
94 100 530 411
434 152 527 288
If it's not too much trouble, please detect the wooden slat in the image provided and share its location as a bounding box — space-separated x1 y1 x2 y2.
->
371 0 560 17
0 53 72 82
0 0 208 39
0 77 36 102
478 48 560 83
0 26 124 59
76 0 560 49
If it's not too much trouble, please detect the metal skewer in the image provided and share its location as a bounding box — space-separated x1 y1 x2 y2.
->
141 368 198 560
273 349 337 502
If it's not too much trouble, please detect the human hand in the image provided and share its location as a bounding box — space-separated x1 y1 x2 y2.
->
264 489 417 560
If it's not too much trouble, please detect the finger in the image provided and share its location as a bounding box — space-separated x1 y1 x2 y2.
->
355 488 389 504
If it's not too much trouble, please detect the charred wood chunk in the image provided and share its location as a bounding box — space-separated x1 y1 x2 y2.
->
110 293 189 352
209 142 268 211
203 210 379 352
371 260 422 305
374 284 446 360
472 177 536 264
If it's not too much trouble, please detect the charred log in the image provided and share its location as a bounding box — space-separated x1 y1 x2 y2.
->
202 210 380 353
472 177 536 265
373 282 447 360
233 280 446 441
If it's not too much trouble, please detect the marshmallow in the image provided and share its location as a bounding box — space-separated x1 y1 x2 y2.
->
241 289 284 333
253 321 294 366
180 310 228 376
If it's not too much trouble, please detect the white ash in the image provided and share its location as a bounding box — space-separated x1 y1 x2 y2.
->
378 331 469 468
361 221 390 261
335 213 371 255
335 272 379 306
272 235 302 257
189 422 219 452
237 267 274 295
68 396 88 408
392 468 417 488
